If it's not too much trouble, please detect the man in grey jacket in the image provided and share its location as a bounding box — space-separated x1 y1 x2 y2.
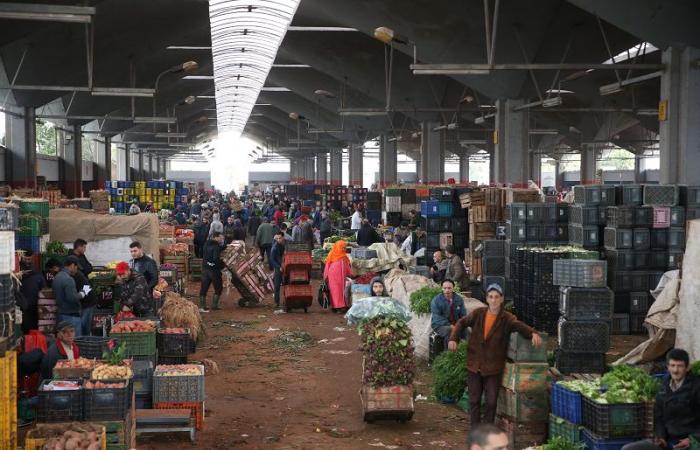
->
53 256 90 337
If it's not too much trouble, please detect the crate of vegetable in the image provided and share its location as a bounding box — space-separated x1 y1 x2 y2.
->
25 423 106 450
156 328 194 357
582 429 638 450
53 358 102 379
551 381 584 424
74 336 119 360
153 364 205 403
83 379 131 420
37 380 84 422
548 414 582 443
109 320 157 356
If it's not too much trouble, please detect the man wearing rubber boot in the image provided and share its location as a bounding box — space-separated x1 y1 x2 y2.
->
200 231 225 312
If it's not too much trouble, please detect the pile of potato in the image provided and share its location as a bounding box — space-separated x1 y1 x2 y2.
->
91 364 133 380
39 428 102 450
154 364 203 377
83 380 126 389
55 358 99 369
111 320 156 333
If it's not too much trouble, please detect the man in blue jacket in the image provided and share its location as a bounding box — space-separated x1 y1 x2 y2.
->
431 279 468 349
53 256 90 337
270 231 286 312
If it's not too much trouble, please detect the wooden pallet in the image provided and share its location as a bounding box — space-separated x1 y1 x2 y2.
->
469 206 502 223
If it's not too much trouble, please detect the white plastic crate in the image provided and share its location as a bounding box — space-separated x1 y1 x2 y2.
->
0 232 15 274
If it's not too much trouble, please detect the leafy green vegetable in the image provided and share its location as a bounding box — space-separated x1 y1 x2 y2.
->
691 360 700 376
432 341 468 400
542 436 585 450
359 317 415 387
558 365 660 404
46 240 68 255
409 286 442 315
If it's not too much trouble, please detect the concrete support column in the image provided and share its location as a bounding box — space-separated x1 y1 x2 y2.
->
289 159 298 183
316 153 328 184
581 146 596 184
659 46 700 184
304 157 315 182
634 153 644 183
96 135 111 187
123 145 131 181
530 153 541 186
379 135 398 187
486 132 495 184
155 157 161 179
420 122 444 183
348 144 363 187
62 124 83 198
137 150 144 181
146 154 153 180
5 106 37 189
554 159 563 191
494 99 529 186
162 159 167 179
459 154 470 183
329 148 342 185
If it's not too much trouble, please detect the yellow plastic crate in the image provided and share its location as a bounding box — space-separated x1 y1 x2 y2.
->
25 425 106 450
1 350 18 450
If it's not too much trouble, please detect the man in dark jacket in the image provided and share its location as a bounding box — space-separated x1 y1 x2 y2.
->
200 232 225 312
53 256 89 337
193 217 211 257
247 213 262 245
623 348 700 450
70 239 95 336
270 231 286 311
129 241 158 292
70 239 93 276
40 320 80 380
18 252 46 333
319 211 333 244
356 220 383 247
115 261 153 317
431 279 469 349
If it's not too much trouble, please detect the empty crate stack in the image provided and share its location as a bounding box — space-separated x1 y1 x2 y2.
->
384 188 402 227
605 184 683 335
461 188 501 281
282 249 313 312
366 191 382 226
326 186 347 216
482 240 506 293
569 184 616 250
553 258 610 374
421 190 458 268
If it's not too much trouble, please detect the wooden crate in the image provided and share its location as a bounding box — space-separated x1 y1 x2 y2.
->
360 385 414 423
505 188 542 204
459 191 485 208
469 222 497 241
469 257 482 280
496 415 547 450
501 362 550 393
469 206 501 223
496 387 548 422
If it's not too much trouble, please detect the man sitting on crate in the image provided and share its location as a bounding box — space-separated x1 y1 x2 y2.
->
40 320 80 380
623 348 700 450
430 279 468 350
115 261 153 317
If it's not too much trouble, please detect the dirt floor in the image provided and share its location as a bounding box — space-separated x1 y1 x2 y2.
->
134 278 648 450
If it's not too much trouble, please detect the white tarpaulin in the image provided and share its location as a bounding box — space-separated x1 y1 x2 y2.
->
350 243 414 275
677 220 700 361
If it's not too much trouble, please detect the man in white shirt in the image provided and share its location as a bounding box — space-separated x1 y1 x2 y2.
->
350 207 363 231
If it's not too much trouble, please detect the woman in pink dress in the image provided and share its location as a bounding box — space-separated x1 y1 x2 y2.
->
323 240 353 313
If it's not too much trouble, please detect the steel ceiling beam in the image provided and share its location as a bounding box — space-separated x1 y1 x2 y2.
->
0 3 96 23
410 63 664 74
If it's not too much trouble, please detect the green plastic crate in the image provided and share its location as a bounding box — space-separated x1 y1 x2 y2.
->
549 414 582 443
18 215 43 236
690 434 699 450
109 331 156 356
18 200 49 218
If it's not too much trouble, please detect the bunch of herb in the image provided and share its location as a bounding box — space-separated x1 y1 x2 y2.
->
359 317 415 387
46 240 68 255
432 341 468 400
409 286 442 315
691 360 700 377
542 436 585 450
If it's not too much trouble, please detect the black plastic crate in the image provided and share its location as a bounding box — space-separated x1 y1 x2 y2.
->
83 379 131 420
612 313 630 334
668 227 686 249
629 292 650 314
554 259 607 288
426 232 441 248
570 205 602 225
452 233 468 251
686 206 700 220
37 380 84 422
684 186 700 206
74 336 119 360
582 396 645 439
554 224 569 241
617 184 643 206
568 225 601 248
606 207 635 228
158 355 188 365
650 229 669 249
482 240 505 257
634 207 654 227
608 270 649 292
630 313 647 334
505 203 527 222
599 185 617 206
648 251 668 269
634 251 651 269
423 217 451 232
527 203 556 223
633 228 650 250
644 185 679 206
669 207 685 227
132 359 154 395
606 250 636 271
604 227 633 250
614 293 631 313
556 204 570 223
430 187 454 201
667 250 683 270
574 185 601 205
557 318 610 353
0 274 13 309
506 222 527 242
452 217 468 232
483 256 506 276
401 189 417 204
526 224 542 241
386 212 401 227
555 350 606 375
157 329 195 357
559 286 614 320
648 271 664 290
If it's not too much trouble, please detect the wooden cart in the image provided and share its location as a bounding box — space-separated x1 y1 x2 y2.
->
360 385 414 424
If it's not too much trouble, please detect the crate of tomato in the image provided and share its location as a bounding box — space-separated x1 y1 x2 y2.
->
109 320 157 356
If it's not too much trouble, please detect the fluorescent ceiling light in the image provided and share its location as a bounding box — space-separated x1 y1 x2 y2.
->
255 103 272 106
338 108 388 117
167 46 212 50
529 129 559 135
196 95 216 99
155 133 187 138
0 3 95 23
272 64 311 68
474 116 486 125
542 97 563 108
133 117 177 124
183 75 214 80
599 82 623 96
261 86 291 92
545 89 575 94
90 87 155 97
209 0 300 136
287 26 357 31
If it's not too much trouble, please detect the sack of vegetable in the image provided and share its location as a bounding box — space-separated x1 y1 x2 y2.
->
359 316 415 387
345 296 412 324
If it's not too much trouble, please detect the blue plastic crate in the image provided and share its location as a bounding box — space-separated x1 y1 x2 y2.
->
438 202 453 217
421 200 440 217
15 235 41 254
551 382 583 424
582 429 637 450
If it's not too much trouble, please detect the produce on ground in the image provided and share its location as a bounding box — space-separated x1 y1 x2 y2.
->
409 286 442 315
557 365 659 404
432 341 468 400
154 364 203 376
160 292 204 341
359 317 415 387
542 436 584 450
84 380 126 389
55 358 100 369
92 364 133 380
38 424 103 450
110 320 156 333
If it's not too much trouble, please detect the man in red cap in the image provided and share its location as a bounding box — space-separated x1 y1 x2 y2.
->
114 261 153 317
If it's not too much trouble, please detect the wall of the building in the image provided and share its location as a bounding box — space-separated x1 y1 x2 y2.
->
167 170 211 185
248 171 290 183
561 169 659 185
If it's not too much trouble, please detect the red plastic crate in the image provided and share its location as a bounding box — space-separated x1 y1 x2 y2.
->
287 269 310 284
282 252 313 275
283 284 313 311
153 401 204 431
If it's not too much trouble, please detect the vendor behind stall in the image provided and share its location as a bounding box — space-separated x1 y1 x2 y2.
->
431 279 468 348
115 261 153 317
40 320 80 380
129 241 158 292
356 219 383 247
